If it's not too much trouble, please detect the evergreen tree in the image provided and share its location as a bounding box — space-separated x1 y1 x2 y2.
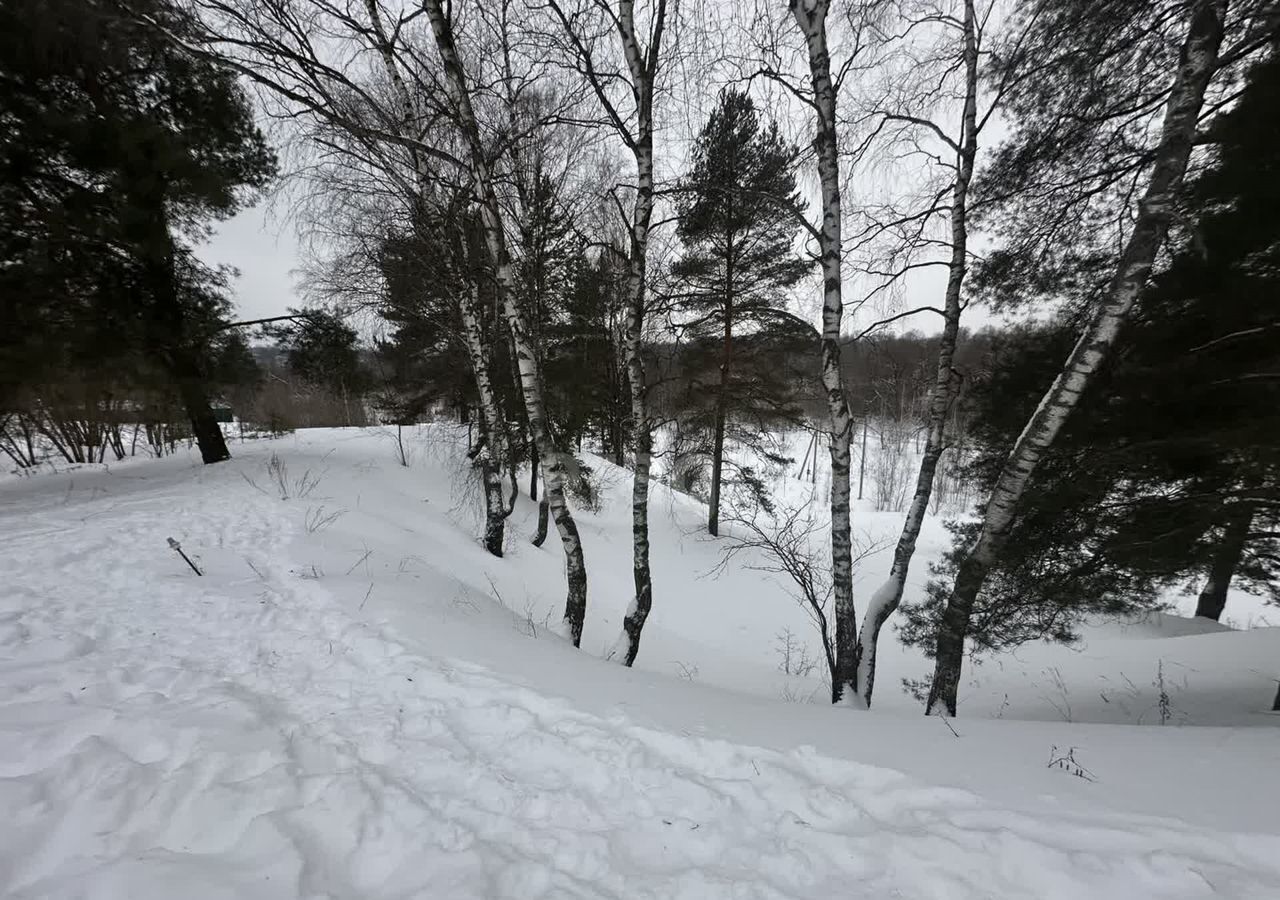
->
375 200 520 557
511 168 580 502
902 44 1280 660
921 0 1236 716
0 0 275 463
674 89 813 535
271 310 371 414
544 250 626 458
376 220 476 423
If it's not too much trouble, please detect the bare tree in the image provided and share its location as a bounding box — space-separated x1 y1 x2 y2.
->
546 0 669 665
851 0 988 708
423 0 590 644
716 499 888 701
786 0 860 702
363 0 518 557
154 0 527 554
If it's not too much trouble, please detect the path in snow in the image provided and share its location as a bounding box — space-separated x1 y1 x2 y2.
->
1 452 1279 899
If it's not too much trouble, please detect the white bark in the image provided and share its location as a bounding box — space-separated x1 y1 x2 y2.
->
618 137 656 666
927 0 1229 716
459 277 514 554
423 0 589 643
548 0 666 666
364 0 514 551
853 0 979 707
790 0 856 703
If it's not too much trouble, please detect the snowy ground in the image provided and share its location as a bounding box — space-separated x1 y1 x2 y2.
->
1 426 1277 898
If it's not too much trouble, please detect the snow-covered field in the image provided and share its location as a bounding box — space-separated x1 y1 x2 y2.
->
2 426 1277 898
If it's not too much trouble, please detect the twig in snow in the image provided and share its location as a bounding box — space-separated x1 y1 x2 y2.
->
993 693 1010 719
485 575 535 637
345 549 373 575
517 596 547 638
167 537 203 576
1047 745 1096 781
939 714 961 738
1040 666 1074 722
358 583 374 612
304 505 345 533
449 591 479 613
80 502 122 523
673 661 699 681
484 573 506 606
240 471 269 496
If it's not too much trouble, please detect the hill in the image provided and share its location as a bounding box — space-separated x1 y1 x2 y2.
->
1 426 1277 898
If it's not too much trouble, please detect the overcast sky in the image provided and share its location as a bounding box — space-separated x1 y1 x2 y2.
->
193 1 1008 340
199 203 303 324
197 195 1004 338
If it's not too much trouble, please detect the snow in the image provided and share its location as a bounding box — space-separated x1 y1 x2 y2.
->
854 575 901 698
2 425 1278 898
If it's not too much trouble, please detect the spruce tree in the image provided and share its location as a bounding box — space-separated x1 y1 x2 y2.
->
674 89 812 535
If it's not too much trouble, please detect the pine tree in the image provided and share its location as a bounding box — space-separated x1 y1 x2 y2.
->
922 0 1233 716
544 250 626 456
674 89 813 535
376 224 476 424
512 168 581 503
0 0 275 464
269 310 371 426
903 42 1280 660
424 0 589 639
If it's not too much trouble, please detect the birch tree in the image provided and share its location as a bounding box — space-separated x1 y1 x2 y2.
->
899 41 1280 651
546 0 669 666
363 0 516 557
422 0 590 644
849 0 988 708
925 0 1230 716
787 0 859 702
168 0 532 558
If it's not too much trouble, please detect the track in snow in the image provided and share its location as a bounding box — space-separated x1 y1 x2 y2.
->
1 448 1278 899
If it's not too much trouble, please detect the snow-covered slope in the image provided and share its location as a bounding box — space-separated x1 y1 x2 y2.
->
1 427 1277 899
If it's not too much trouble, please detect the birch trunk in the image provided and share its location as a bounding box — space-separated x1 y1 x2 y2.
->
852 0 978 708
449 234 514 556
532 496 550 547
365 0 513 554
791 0 857 703
615 134 656 666
926 0 1228 716
459 280 512 556
544 0 665 662
424 0 588 644
612 0 666 667
1194 502 1253 621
